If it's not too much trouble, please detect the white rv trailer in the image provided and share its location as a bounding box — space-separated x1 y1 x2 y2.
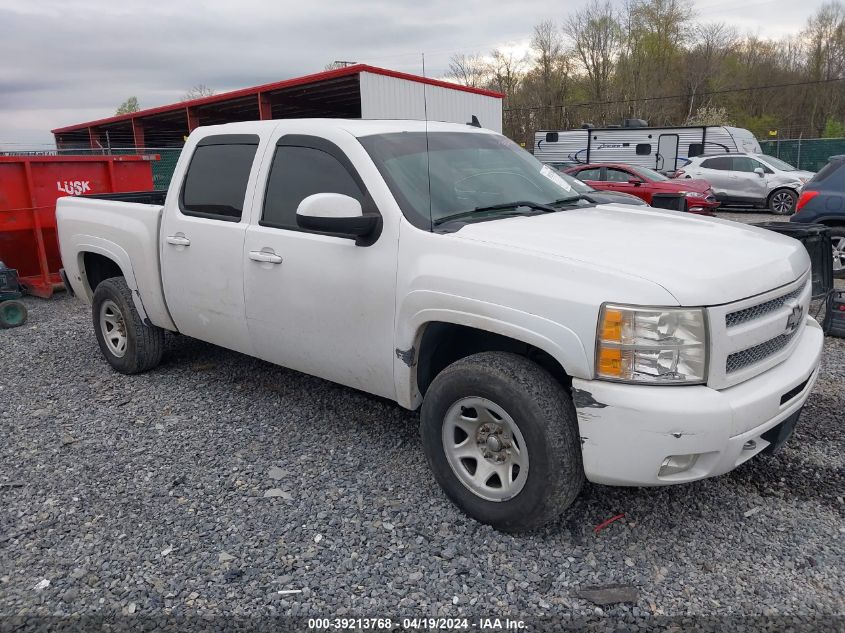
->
534 125 761 172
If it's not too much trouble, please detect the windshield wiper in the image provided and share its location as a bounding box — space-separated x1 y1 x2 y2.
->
433 200 558 226
549 194 589 206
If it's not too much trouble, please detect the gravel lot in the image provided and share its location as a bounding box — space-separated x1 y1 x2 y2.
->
1 211 843 629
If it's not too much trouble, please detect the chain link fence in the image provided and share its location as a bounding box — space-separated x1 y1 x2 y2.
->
760 137 845 172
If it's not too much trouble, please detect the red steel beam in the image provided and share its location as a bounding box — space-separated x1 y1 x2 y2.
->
131 118 145 148
186 107 200 132
88 126 102 150
258 92 272 120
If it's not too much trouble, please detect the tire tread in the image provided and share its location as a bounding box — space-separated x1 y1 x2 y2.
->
92 277 164 374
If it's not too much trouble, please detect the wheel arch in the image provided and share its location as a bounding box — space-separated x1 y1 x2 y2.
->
75 244 150 323
767 186 798 203
395 307 591 409
416 322 572 397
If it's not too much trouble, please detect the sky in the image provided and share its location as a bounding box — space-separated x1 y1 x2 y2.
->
0 0 826 147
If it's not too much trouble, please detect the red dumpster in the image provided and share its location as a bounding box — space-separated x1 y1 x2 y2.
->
0 154 158 298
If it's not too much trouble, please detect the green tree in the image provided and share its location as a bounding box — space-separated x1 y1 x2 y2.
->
116 96 140 115
822 118 845 137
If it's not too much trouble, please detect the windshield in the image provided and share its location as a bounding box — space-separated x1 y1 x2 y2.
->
634 166 669 181
555 169 593 193
359 131 582 229
757 155 798 171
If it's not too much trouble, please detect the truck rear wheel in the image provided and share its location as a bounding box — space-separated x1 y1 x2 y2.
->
92 277 164 374
420 352 584 532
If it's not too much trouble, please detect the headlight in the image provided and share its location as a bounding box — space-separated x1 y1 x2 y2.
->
676 191 700 198
596 304 708 384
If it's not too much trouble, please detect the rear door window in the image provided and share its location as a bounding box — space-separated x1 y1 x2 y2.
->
605 168 632 182
180 137 259 221
731 157 757 172
575 168 602 181
700 157 732 170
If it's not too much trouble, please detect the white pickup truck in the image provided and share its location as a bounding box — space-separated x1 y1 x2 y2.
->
57 119 824 531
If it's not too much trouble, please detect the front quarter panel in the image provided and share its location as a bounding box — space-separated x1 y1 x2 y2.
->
393 219 679 409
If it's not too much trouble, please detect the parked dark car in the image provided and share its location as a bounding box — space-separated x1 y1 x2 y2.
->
551 167 648 206
790 155 845 278
565 163 719 214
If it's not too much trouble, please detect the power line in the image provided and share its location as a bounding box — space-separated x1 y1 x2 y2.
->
503 76 845 113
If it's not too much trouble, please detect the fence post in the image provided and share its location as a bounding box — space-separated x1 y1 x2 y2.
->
796 134 802 169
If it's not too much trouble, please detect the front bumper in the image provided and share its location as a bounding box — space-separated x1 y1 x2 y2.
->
572 317 823 486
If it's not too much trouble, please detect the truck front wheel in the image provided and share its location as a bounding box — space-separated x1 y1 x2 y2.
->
92 277 164 374
420 352 584 532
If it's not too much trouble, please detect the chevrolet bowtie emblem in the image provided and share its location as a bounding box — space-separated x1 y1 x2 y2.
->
785 303 804 334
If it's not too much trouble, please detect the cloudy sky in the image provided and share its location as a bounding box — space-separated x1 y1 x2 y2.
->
0 0 824 147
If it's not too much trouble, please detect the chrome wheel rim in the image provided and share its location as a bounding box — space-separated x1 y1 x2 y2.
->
442 397 529 501
772 192 794 214
832 236 845 272
99 300 127 358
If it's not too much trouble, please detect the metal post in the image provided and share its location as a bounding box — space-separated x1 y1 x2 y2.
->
797 134 803 169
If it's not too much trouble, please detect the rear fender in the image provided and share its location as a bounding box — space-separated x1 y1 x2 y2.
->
74 237 147 321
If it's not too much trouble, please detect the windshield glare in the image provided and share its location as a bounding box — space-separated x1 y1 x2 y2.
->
757 155 797 171
359 131 580 229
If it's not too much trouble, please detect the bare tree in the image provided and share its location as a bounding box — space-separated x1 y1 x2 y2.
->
682 22 738 119
563 0 623 103
181 84 215 102
529 21 571 128
446 53 490 88
489 49 527 97
324 61 358 71
802 1 845 133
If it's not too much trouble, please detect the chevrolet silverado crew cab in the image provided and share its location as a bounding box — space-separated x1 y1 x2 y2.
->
57 119 824 531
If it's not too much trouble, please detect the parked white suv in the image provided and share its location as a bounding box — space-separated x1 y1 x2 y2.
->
56 119 823 531
676 153 814 215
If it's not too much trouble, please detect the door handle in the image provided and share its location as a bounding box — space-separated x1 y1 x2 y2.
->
165 235 191 246
249 250 283 264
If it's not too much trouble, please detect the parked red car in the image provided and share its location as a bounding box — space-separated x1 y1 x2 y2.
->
564 163 719 214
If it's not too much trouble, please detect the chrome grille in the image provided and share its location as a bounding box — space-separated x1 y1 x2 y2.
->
707 272 810 390
725 286 802 328
726 328 800 373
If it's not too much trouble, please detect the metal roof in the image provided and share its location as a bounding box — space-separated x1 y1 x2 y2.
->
51 64 504 135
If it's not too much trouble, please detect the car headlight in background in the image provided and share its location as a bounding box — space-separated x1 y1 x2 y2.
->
677 191 701 198
596 304 708 384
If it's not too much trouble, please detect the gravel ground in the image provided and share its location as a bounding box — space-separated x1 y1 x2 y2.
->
1 214 843 629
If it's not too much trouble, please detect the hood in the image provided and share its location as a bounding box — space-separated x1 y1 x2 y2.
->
652 178 711 193
587 190 647 205
453 205 809 306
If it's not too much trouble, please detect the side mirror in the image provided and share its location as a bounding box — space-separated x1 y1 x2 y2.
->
628 178 643 186
296 193 379 243
753 167 765 177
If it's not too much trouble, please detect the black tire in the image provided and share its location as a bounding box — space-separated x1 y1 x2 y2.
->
420 351 584 532
769 188 797 215
829 226 845 280
92 277 164 374
0 300 28 328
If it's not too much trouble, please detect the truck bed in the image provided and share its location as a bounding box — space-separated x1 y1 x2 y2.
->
56 195 176 331
84 190 168 205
